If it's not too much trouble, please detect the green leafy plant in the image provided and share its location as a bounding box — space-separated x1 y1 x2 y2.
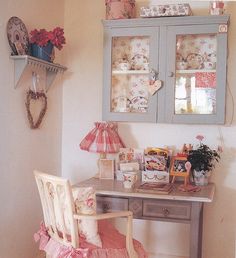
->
187 135 221 173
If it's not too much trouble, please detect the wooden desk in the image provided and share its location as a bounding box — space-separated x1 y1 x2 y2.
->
76 178 215 258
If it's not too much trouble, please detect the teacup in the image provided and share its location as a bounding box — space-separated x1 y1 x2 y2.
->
117 62 131 71
204 61 216 69
122 171 138 189
176 61 188 70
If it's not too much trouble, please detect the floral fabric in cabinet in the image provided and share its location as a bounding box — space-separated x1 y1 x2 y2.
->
112 36 149 70
176 34 217 70
111 75 149 113
111 36 150 113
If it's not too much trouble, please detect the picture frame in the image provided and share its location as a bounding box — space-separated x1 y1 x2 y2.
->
170 156 189 177
14 42 26 55
99 159 115 179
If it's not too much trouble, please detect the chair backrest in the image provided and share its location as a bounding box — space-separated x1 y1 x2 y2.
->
34 170 79 248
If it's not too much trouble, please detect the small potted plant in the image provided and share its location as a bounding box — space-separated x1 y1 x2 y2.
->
187 135 221 186
29 27 66 62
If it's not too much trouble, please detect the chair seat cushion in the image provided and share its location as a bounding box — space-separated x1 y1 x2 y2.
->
42 220 148 258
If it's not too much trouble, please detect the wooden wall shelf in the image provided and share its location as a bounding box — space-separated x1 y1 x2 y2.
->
11 55 67 92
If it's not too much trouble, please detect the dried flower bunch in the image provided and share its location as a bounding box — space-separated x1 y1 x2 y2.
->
30 27 66 50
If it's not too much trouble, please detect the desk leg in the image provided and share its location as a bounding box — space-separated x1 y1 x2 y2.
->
190 202 203 258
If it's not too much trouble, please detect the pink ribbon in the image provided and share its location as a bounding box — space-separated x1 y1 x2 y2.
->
33 222 50 250
58 246 89 258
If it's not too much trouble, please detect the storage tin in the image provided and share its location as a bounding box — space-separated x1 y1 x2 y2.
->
105 0 136 20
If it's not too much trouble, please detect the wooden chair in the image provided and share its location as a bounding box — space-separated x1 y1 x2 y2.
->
34 170 143 258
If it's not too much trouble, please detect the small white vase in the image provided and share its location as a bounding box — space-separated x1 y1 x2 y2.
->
193 170 211 186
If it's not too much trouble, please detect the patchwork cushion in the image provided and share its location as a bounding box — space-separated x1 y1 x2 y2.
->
52 185 101 247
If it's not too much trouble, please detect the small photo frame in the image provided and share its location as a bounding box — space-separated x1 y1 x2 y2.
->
170 156 188 177
99 159 115 179
14 42 26 55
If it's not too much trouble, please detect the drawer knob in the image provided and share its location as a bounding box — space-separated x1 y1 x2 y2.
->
103 203 110 212
162 208 170 217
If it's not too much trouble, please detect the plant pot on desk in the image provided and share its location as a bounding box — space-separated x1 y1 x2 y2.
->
193 169 211 186
31 42 54 62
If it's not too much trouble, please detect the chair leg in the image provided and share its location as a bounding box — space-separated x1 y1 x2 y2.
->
126 215 138 258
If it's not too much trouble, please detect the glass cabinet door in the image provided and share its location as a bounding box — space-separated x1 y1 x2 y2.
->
166 25 227 124
175 34 217 115
111 36 150 114
102 27 159 122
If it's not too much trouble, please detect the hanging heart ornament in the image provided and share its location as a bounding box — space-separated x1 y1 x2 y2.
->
25 90 47 129
148 80 163 95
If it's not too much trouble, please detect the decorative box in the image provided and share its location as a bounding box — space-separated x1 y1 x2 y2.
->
105 0 136 20
142 170 169 183
142 147 170 183
209 1 224 15
115 170 141 181
140 4 192 18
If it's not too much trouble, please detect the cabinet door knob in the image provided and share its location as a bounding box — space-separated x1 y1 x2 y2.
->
168 71 175 77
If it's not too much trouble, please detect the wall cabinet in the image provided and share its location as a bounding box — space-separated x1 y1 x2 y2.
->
102 15 229 124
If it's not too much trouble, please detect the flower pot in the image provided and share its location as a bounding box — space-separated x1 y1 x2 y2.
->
31 42 54 62
105 0 136 19
193 170 211 186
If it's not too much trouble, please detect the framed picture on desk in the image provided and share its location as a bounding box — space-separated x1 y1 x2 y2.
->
170 156 188 175
99 159 115 179
170 155 190 184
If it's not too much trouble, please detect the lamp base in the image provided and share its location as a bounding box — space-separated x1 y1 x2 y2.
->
96 153 107 178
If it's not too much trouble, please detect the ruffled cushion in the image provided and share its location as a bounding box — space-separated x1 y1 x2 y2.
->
35 220 148 258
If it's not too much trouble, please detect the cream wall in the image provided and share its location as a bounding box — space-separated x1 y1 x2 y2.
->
0 1 64 257
63 1 236 258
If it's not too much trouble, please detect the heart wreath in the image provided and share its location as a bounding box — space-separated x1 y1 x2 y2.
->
25 90 47 129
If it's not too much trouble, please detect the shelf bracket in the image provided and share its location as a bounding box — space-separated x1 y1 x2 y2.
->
12 57 28 88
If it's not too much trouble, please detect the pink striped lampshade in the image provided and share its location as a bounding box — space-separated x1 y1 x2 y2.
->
79 122 125 154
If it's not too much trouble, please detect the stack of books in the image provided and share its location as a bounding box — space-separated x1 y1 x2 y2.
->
136 182 173 194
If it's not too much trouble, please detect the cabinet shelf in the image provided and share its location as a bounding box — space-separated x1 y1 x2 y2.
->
11 55 67 91
176 69 216 74
112 70 149 75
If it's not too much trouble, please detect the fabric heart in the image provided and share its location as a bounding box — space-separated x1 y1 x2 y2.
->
25 90 47 129
148 80 163 95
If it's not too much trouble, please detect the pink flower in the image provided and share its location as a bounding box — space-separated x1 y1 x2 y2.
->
86 198 94 207
29 27 66 50
196 135 204 142
50 27 66 50
30 29 51 47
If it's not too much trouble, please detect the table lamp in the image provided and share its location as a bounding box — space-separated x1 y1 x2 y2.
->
79 122 125 177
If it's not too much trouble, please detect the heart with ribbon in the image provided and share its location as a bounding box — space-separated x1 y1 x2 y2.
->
25 90 47 129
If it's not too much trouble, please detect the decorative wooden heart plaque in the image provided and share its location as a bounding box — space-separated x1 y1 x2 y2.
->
25 90 47 129
148 79 163 95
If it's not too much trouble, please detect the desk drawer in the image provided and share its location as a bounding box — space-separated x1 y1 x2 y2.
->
143 200 191 220
97 196 129 213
